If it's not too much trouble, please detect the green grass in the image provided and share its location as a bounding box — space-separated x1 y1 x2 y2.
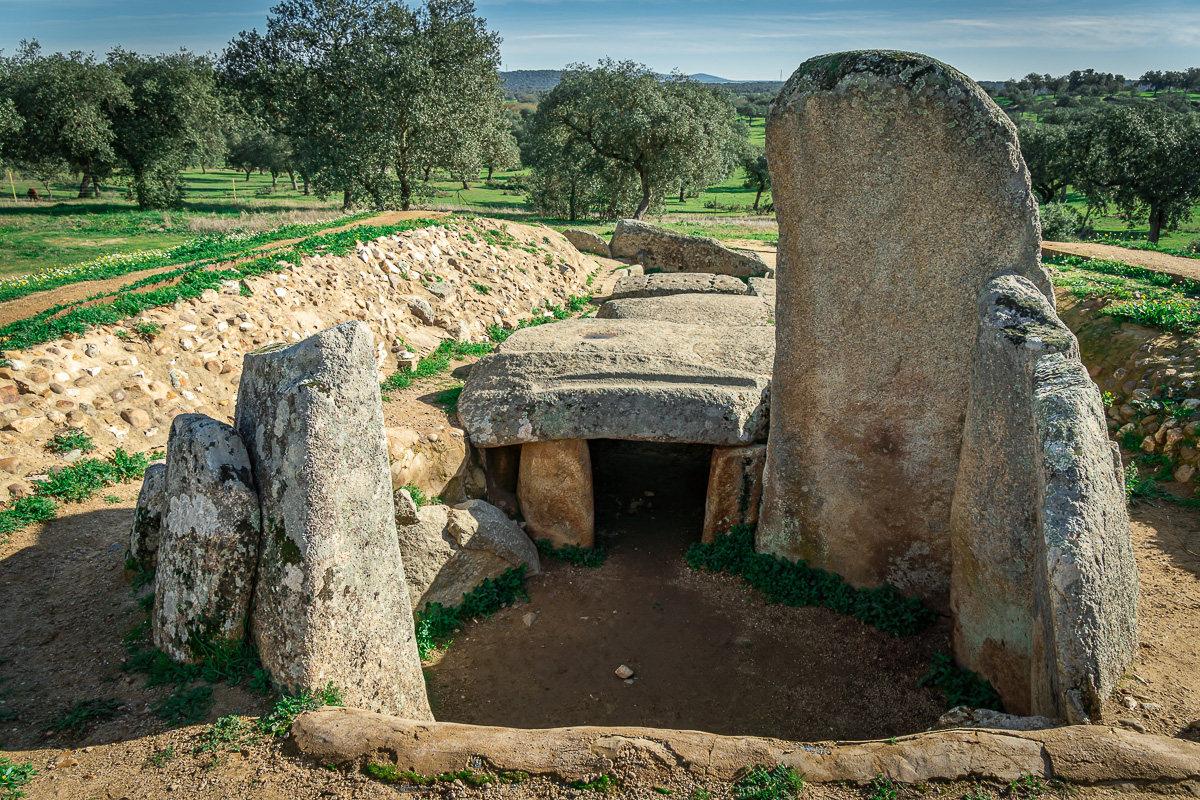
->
46 697 122 734
535 539 607 568
1049 255 1200 333
867 775 898 800
918 653 1001 710
194 715 259 754
144 744 177 768
257 684 345 737
733 765 805 800
415 566 529 659
432 385 463 412
152 685 213 725
380 338 494 397
0 757 35 800
45 430 96 454
686 525 936 637
571 775 621 793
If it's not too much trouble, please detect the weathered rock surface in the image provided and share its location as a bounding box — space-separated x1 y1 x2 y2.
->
597 294 773 327
152 414 260 663
748 277 776 308
482 444 521 516
518 439 594 548
127 462 166 574
934 706 1056 732
608 220 769 278
703 444 766 543
291 709 1200 786
396 499 540 611
385 425 470 503
235 321 430 719
610 273 751 301
459 320 773 447
563 229 610 258
1031 355 1138 722
950 275 1080 714
759 50 1051 602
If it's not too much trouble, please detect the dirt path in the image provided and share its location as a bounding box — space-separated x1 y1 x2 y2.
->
0 210 446 329
1042 241 1200 282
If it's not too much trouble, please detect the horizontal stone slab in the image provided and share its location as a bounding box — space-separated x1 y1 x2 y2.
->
610 273 751 300
609 219 770 278
290 709 1200 786
596 294 774 326
459 320 773 447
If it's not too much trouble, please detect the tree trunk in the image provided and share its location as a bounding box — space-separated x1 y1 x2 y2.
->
754 188 763 211
43 181 53 199
424 167 432 182
343 188 354 211
245 168 253 182
78 173 92 198
679 187 685 203
1148 203 1165 244
400 173 412 211
271 171 279 190
289 170 298 191
1059 186 1067 202
201 164 207 174
487 165 495 181
303 176 310 196
634 173 652 220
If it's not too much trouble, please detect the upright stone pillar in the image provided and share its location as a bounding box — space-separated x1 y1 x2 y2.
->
759 51 1050 601
1030 356 1139 722
153 414 261 663
703 445 766 543
949 276 1078 713
235 321 431 719
517 439 594 549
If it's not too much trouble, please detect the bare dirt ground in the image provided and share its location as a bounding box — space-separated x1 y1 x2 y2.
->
1042 240 1200 282
0 210 446 328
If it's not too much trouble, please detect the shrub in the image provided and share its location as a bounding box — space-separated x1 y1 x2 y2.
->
45 430 96 454
1038 203 1090 241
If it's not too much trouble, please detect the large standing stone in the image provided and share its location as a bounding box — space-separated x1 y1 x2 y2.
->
950 275 1079 714
703 445 766 543
235 321 431 719
608 220 769 278
128 462 166 575
517 440 594 548
759 51 1050 602
483 445 521 516
1030 355 1138 722
152 414 261 663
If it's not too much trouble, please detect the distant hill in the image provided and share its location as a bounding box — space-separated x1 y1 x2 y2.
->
500 70 777 99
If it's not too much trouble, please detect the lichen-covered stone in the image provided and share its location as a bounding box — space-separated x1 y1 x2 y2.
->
1030 355 1138 722
459 320 773 447
152 414 260 663
518 439 594 548
396 499 540 611
128 462 166 575
610 273 751 301
597 294 774 327
758 50 1050 603
609 220 769 278
234 321 431 719
703 445 766 544
563 229 610 258
950 275 1079 714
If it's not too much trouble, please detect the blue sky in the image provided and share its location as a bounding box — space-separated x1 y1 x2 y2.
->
2 0 1198 82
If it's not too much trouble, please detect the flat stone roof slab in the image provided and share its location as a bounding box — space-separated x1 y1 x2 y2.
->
597 294 774 326
610 273 751 300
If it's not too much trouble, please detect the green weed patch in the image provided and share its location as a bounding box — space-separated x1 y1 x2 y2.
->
918 653 1001 710
535 539 606 568
571 775 620 793
258 684 344 737
415 566 528 659
1049 255 1200 333
47 698 122 734
152 685 213 725
733 765 805 800
380 338 494 397
365 763 436 785
45 430 95 454
194 715 258 754
0 757 35 799
686 526 935 637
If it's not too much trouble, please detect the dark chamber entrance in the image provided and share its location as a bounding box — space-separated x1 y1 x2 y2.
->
589 439 713 558
425 439 949 740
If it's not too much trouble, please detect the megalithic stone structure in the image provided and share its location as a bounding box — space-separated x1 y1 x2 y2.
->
759 50 1051 603
235 321 432 720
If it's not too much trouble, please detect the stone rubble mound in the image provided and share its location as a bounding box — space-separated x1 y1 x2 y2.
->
0 219 597 496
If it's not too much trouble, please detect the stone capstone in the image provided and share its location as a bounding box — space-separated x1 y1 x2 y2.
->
128 462 166 574
563 229 611 258
396 499 541 612
610 273 751 301
597 294 774 327
517 439 594 549
608 219 769 278
1030 354 1138 722
758 50 1051 603
459 320 773 447
152 414 260 663
234 321 431 719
